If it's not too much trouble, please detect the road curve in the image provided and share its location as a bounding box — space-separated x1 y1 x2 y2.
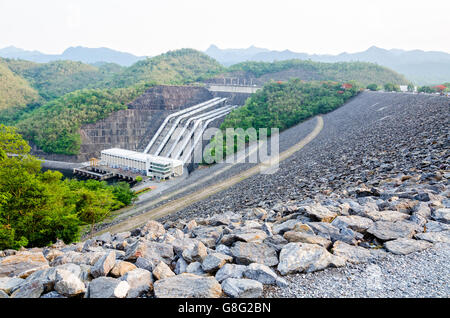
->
96 116 324 235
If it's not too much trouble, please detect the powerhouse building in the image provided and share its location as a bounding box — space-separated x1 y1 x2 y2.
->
100 148 183 180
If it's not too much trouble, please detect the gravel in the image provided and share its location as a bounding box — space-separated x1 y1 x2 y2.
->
264 242 450 298
162 91 449 221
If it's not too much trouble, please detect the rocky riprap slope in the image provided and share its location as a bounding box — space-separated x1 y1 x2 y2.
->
161 92 450 221
0 169 449 298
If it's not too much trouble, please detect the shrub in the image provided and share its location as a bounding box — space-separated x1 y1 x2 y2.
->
367 83 378 91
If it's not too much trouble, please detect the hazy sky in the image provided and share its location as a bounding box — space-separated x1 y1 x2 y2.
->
1 0 449 56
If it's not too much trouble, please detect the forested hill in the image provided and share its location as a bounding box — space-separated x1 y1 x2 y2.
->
0 59 41 111
4 58 123 100
220 60 410 86
102 49 225 88
0 49 224 111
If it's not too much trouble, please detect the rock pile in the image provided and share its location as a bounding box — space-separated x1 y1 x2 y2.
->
1 169 448 298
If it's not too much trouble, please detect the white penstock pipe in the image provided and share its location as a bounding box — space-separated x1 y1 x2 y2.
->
143 98 220 153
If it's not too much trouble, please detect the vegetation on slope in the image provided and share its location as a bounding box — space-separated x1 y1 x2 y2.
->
103 48 225 88
4 59 122 100
417 83 450 93
0 125 137 249
14 84 151 155
0 59 41 110
226 60 409 86
205 79 361 162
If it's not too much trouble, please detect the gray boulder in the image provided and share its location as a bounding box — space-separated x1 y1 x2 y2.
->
153 274 222 298
91 250 116 278
243 263 278 285
331 215 374 233
182 241 208 263
272 219 302 235
110 260 137 277
10 280 44 298
0 251 49 278
332 241 385 264
186 262 207 276
0 277 25 294
120 268 153 298
425 221 450 232
415 231 450 243
384 238 433 255
231 242 278 266
367 220 420 241
201 253 233 273
135 257 155 272
174 257 188 275
40 291 65 298
277 242 345 276
221 278 263 298
87 277 129 298
152 261 175 280
215 244 232 256
54 269 86 297
141 220 166 240
125 241 173 265
215 263 247 283
304 204 337 222
432 208 450 224
365 210 409 222
94 232 112 244
283 231 331 248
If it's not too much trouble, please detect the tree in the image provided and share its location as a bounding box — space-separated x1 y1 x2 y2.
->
112 182 138 206
418 86 435 93
384 83 400 92
75 187 119 238
0 125 81 248
0 125 134 249
367 84 378 91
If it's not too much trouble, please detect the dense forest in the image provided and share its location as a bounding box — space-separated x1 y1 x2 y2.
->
0 125 137 249
103 49 225 88
14 84 151 155
204 79 361 163
0 59 41 110
3 58 124 100
0 48 413 156
225 60 410 86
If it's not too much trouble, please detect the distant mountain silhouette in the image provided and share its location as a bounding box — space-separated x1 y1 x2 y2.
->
205 45 450 85
0 46 146 66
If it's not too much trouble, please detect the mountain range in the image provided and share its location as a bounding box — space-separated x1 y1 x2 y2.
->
205 45 450 85
0 46 146 67
1 45 449 85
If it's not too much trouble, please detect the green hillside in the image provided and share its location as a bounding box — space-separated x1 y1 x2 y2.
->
4 59 121 100
103 48 225 88
225 60 410 86
205 79 361 163
15 84 150 155
0 59 41 110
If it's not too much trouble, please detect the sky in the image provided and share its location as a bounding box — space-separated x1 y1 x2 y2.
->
1 0 450 56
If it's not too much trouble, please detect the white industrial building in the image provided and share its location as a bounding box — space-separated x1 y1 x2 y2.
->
100 148 183 180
